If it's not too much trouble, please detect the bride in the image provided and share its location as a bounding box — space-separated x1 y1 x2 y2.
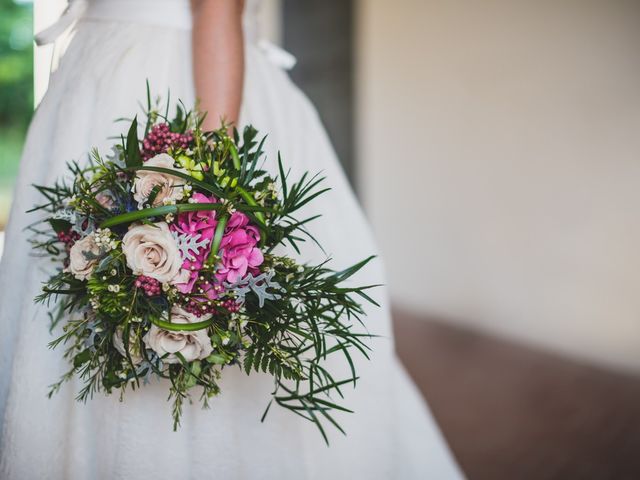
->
0 0 463 478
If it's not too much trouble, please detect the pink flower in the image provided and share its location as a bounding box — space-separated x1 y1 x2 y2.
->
170 193 218 293
95 191 116 210
215 211 264 284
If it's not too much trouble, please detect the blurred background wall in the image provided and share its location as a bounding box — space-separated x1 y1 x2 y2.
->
356 0 640 372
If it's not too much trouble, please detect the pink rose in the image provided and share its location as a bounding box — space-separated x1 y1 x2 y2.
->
132 153 187 208
121 222 183 284
66 232 101 280
95 191 116 210
143 306 213 364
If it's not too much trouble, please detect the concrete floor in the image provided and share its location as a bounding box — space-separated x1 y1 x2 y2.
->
393 310 640 480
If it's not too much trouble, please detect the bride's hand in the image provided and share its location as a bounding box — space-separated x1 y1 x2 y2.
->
191 0 245 131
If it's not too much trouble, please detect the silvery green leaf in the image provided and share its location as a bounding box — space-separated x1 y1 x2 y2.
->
171 231 210 262
224 270 285 308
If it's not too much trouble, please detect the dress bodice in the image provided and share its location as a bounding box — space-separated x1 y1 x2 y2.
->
37 0 264 44
36 0 295 70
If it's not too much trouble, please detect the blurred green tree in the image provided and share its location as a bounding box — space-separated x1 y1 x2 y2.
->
0 0 33 130
0 0 33 225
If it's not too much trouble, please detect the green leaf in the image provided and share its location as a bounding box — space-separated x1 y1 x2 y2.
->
333 256 377 284
206 353 230 365
99 202 224 228
184 359 201 388
126 116 142 167
236 186 265 225
146 184 162 207
73 349 92 368
207 214 228 263
277 153 289 201
129 165 224 197
49 218 72 234
150 316 214 332
230 143 241 170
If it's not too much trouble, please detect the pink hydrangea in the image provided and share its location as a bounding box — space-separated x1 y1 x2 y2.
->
169 193 218 294
215 211 264 284
169 195 264 295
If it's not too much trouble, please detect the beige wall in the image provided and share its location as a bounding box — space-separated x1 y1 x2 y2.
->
356 0 640 371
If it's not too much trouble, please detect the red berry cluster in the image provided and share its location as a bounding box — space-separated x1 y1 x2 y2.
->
221 299 241 313
141 123 194 161
57 229 80 246
183 299 218 317
135 275 161 297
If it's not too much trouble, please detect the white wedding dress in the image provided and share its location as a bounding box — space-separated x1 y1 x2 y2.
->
0 1 463 478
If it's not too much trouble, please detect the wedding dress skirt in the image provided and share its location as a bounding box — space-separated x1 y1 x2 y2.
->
0 1 463 478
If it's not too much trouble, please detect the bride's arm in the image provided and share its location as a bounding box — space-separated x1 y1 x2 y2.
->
191 0 245 130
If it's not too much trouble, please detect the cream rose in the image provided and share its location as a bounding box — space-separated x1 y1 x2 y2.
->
67 233 102 280
143 306 213 364
133 153 187 207
113 326 144 365
122 222 183 283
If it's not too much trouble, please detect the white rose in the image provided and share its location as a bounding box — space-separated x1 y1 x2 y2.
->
113 326 144 365
67 233 102 280
133 153 187 207
143 306 213 364
122 222 183 283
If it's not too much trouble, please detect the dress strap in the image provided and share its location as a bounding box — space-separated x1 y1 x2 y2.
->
35 0 87 46
257 40 297 71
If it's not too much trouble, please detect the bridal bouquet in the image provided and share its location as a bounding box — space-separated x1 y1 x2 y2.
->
30 93 376 440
